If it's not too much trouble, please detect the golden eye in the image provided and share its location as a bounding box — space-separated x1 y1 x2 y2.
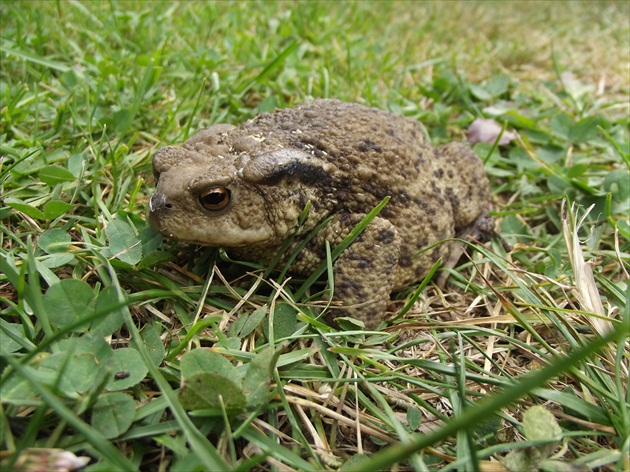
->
199 187 231 211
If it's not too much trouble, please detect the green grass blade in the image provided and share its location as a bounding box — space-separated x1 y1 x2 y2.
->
2 356 137 471
0 44 71 72
360 325 626 470
236 40 300 96
294 197 390 300
101 259 231 471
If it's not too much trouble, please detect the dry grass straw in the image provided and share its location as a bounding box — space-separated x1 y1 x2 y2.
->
562 201 627 374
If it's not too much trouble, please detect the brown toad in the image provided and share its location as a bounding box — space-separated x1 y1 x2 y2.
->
148 99 493 328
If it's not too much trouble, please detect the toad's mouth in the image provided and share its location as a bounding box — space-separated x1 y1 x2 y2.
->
148 212 277 248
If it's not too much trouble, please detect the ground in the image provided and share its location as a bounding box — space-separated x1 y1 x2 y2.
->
0 2 628 471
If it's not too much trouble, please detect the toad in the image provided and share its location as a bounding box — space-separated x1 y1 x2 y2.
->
148 99 493 328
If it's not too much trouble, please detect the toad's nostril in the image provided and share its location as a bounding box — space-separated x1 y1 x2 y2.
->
149 193 169 212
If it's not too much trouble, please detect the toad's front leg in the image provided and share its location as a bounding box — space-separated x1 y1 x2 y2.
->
320 214 401 329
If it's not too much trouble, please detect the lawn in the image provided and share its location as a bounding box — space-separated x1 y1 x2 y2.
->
1 1 628 471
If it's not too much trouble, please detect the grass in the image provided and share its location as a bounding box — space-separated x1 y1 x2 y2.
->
1 1 629 471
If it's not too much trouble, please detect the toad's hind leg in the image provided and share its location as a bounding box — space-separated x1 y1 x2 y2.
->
436 211 494 288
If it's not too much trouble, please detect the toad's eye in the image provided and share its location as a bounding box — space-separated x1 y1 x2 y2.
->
199 187 231 211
